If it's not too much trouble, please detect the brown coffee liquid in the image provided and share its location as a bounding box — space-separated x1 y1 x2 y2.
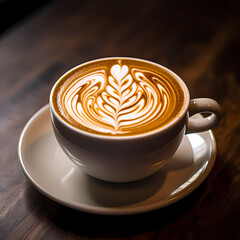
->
52 58 186 136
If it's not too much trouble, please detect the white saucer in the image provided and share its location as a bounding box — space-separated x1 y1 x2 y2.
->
18 105 217 215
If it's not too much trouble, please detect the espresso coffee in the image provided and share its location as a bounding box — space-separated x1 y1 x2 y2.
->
52 58 186 136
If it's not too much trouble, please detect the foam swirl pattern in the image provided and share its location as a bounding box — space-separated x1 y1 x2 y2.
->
57 63 180 136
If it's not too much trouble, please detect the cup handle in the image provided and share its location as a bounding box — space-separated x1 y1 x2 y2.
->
186 98 222 134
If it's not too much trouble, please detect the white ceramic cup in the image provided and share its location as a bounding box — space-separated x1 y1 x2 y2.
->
50 57 222 183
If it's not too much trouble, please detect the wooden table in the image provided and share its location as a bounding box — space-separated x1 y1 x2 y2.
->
1 0 240 239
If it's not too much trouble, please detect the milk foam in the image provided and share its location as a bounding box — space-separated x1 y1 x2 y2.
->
55 60 184 136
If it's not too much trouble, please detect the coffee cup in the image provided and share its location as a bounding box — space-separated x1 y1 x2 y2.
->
50 57 221 183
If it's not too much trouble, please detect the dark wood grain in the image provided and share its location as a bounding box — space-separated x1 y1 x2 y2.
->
0 0 240 239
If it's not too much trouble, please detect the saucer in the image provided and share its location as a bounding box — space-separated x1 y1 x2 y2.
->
18 105 217 215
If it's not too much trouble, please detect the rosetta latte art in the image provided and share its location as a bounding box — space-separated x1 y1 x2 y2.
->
59 63 177 135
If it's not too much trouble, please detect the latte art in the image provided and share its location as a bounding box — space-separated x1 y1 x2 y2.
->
54 59 185 136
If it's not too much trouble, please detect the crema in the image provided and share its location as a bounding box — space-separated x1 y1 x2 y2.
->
52 58 186 136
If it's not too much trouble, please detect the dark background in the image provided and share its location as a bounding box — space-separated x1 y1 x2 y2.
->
0 0 52 34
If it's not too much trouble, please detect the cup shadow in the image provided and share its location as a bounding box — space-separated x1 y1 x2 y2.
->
163 135 194 172
84 169 167 208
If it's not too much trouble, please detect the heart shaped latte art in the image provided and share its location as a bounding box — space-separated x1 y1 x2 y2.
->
59 63 176 135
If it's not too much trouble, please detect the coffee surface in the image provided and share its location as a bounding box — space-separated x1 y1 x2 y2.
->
52 58 186 136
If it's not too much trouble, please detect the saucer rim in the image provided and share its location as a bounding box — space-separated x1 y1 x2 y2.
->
18 104 217 215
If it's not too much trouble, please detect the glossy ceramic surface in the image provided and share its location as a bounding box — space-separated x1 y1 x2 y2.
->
19 105 217 215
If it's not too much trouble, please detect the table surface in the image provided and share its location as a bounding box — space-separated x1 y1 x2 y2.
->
1 0 240 239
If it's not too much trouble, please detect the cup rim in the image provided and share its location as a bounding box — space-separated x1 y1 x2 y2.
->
49 57 190 140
